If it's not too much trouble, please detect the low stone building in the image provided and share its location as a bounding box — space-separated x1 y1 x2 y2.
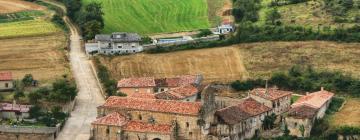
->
85 32 143 55
211 97 272 140
93 97 204 140
0 72 14 91
285 88 334 137
0 102 32 121
117 75 203 96
249 87 292 115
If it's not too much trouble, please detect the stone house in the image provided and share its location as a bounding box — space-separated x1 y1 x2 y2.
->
249 87 292 115
285 88 334 137
0 102 32 121
92 85 218 140
117 75 203 96
211 97 272 140
0 72 14 91
85 32 143 55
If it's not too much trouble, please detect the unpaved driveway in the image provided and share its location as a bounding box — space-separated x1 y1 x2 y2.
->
41 1 105 140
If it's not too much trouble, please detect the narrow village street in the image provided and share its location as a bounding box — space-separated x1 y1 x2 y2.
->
42 1 105 140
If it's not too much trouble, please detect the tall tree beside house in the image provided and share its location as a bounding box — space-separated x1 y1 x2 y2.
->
22 74 34 87
84 20 102 40
80 2 104 40
84 2 104 28
263 113 277 130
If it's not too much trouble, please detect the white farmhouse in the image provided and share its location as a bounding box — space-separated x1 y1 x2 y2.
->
85 32 143 55
213 24 235 35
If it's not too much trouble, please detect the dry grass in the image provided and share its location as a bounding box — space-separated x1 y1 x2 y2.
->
99 47 249 83
0 33 70 84
100 41 360 83
330 98 360 127
0 0 45 14
236 41 360 79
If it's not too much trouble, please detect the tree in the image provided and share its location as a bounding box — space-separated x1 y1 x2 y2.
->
51 106 67 120
28 91 42 104
284 124 290 136
265 8 281 25
83 20 102 40
29 105 42 119
50 78 77 102
263 113 277 130
299 124 305 137
197 29 212 37
342 0 354 8
22 74 33 87
84 2 104 28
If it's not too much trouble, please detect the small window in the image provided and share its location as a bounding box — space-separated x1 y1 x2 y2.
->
5 83 8 88
186 99 190 101
189 132 192 136
135 88 139 92
132 46 135 48
186 122 189 128
106 127 110 135
125 50 128 53
294 122 297 127
118 46 122 48
133 50 136 52
138 115 142 120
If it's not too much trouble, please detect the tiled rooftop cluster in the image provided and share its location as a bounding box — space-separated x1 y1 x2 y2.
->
99 96 201 116
0 72 12 81
250 87 292 100
0 103 32 113
155 84 198 100
117 75 202 88
215 98 271 125
92 112 172 134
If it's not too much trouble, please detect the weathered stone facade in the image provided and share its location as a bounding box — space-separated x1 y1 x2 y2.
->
249 88 292 115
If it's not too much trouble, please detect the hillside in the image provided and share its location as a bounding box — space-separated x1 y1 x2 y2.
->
81 0 216 34
98 41 360 83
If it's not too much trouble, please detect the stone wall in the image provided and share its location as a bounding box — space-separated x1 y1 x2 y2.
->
0 125 59 140
0 132 55 140
285 117 313 137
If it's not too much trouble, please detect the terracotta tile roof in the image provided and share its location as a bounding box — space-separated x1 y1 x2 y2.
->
0 72 12 81
100 96 201 116
250 88 292 101
291 90 334 109
155 75 202 87
92 112 172 134
124 121 172 134
92 112 128 126
215 98 271 125
155 85 198 100
117 77 156 88
287 105 318 119
129 93 156 99
0 103 32 113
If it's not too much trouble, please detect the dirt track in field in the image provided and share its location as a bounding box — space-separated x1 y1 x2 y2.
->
0 0 45 14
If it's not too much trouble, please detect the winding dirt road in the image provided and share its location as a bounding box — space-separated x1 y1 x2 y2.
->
41 1 105 140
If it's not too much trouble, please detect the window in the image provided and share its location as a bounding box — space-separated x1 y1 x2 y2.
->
133 50 136 52
186 122 189 128
125 50 128 53
5 83 8 88
138 115 142 120
294 122 297 127
135 88 139 92
189 132 193 136
106 127 110 135
118 46 122 49
132 46 135 48
272 102 276 108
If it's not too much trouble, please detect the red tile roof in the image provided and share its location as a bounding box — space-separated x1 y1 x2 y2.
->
250 88 292 101
100 96 201 116
92 112 128 126
287 105 318 119
291 90 334 109
0 103 32 113
129 93 156 99
0 72 12 81
155 75 202 87
117 77 156 88
215 98 271 125
124 121 172 134
92 112 172 134
155 85 198 100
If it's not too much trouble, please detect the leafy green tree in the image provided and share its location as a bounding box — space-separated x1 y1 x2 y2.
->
265 8 281 25
284 124 290 136
28 91 42 104
342 0 354 8
50 78 77 102
84 2 104 28
83 20 102 40
299 124 305 137
263 113 277 130
22 74 33 87
51 106 67 120
197 29 213 37
29 105 42 119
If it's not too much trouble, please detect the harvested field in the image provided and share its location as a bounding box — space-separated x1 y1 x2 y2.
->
0 33 69 84
100 41 360 83
330 98 360 127
98 47 248 83
0 0 45 14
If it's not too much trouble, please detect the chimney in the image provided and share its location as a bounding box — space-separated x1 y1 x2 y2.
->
265 79 268 94
321 87 324 91
12 100 16 107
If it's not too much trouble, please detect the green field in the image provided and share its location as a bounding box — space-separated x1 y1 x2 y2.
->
0 19 60 38
82 0 211 34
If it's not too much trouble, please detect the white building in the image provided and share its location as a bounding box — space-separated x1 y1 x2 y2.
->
0 72 14 91
85 32 143 55
213 24 235 35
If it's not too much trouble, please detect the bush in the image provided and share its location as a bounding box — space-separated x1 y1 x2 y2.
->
93 57 117 96
335 126 360 135
197 29 212 37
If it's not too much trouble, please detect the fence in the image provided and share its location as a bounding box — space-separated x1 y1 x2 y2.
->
0 124 59 134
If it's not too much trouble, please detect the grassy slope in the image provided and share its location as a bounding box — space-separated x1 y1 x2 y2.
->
82 0 210 34
329 98 360 127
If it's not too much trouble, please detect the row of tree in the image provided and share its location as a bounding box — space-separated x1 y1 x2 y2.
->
59 0 104 40
231 65 360 96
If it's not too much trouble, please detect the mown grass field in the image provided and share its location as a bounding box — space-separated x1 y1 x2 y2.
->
0 19 60 38
0 33 70 84
82 0 211 34
99 41 360 83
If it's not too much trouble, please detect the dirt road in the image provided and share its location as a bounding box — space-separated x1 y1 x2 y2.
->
41 1 105 140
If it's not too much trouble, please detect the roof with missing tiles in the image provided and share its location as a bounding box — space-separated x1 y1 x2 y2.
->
287 105 318 119
155 85 198 100
250 88 292 101
117 77 156 88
